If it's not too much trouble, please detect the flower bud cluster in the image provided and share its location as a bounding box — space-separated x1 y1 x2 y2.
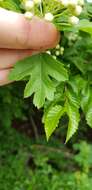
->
59 0 84 25
55 44 64 56
52 46 64 60
59 0 84 7
23 0 84 25
46 44 64 59
23 0 54 21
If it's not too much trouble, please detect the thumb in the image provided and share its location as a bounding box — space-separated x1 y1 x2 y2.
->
0 8 60 50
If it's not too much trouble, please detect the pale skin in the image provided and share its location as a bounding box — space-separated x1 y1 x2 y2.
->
0 8 59 86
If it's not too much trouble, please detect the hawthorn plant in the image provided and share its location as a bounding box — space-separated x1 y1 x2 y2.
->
0 0 92 142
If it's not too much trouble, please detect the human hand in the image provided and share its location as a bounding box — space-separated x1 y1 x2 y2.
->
0 8 59 86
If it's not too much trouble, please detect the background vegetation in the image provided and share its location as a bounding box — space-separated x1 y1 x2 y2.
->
0 83 92 190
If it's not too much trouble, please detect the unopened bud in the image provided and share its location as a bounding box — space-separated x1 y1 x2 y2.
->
74 5 82 15
44 13 54 21
56 44 60 49
46 51 51 55
69 16 79 25
55 50 60 56
24 12 33 19
60 0 69 7
78 0 84 6
53 55 57 59
60 47 64 55
24 0 34 10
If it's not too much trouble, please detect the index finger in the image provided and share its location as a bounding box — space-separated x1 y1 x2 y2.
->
0 8 59 50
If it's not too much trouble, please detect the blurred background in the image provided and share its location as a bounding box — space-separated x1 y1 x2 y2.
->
0 82 92 190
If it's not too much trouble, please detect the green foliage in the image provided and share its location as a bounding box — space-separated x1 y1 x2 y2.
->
0 127 92 190
9 53 68 108
78 20 92 35
0 0 21 12
73 141 92 173
0 84 28 128
0 0 92 141
43 105 64 140
65 100 80 143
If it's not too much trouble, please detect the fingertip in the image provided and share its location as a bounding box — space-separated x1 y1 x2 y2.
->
46 22 60 49
25 17 60 50
0 69 12 86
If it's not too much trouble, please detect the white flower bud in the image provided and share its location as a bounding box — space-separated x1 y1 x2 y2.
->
56 44 60 49
34 0 41 4
46 51 51 55
24 0 34 10
60 47 64 55
78 0 84 6
24 11 33 19
55 50 60 56
60 0 69 7
44 13 54 21
53 55 57 60
69 16 79 25
74 5 82 15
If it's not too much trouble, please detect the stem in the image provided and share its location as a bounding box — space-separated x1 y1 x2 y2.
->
30 116 39 141
40 0 43 16
54 9 68 18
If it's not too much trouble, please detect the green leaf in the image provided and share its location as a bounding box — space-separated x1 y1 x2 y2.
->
0 0 21 12
86 102 92 128
66 88 80 109
68 75 85 95
81 82 90 113
44 105 65 140
65 102 80 143
65 85 80 143
72 57 86 74
9 53 68 108
78 20 92 35
81 84 92 128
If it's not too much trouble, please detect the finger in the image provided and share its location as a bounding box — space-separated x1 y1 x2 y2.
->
0 49 38 69
0 69 12 86
0 8 60 50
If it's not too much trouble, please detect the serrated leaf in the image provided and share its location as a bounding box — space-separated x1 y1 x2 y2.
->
86 102 92 128
66 88 80 109
65 86 80 143
9 53 68 108
68 75 85 94
44 105 65 140
81 82 90 113
65 102 80 143
81 84 92 128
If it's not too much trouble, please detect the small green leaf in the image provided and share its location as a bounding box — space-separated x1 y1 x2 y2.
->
81 84 92 128
9 53 68 108
86 102 92 128
65 102 80 143
81 83 90 113
44 105 65 140
65 85 80 143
